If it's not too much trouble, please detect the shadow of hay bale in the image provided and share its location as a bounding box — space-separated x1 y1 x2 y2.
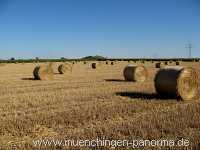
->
116 91 180 101
21 78 36 81
105 79 126 82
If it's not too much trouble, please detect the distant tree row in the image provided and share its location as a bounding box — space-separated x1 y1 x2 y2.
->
0 55 199 64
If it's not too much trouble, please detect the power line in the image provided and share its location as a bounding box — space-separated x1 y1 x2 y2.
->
185 42 192 58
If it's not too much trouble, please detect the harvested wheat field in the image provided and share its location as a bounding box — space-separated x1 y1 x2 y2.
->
0 61 200 150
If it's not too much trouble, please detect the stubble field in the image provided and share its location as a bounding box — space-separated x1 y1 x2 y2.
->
0 61 199 150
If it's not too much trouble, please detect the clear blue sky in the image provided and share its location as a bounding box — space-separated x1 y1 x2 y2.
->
0 0 200 59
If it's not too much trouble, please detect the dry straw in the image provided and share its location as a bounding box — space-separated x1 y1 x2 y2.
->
58 63 72 74
33 63 54 80
154 66 198 101
123 65 148 82
0 63 6 67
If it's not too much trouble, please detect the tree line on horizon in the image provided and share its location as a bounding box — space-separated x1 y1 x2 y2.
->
0 55 199 63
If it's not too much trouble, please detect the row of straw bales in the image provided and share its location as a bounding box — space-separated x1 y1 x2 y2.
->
91 62 115 69
123 64 198 101
33 61 116 79
33 62 73 80
32 60 198 101
71 60 182 69
155 61 180 68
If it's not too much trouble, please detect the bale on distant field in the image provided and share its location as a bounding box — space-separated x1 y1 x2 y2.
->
58 63 72 74
106 61 109 65
154 66 198 100
84 61 87 64
123 65 148 82
164 61 168 65
91 63 96 69
155 62 161 68
33 63 54 80
111 62 114 65
176 61 180 65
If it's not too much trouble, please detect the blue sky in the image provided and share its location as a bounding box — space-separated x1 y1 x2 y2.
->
0 0 200 59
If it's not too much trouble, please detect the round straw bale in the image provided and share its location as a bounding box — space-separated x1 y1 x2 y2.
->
164 61 168 65
58 63 72 74
106 61 109 65
92 63 96 69
155 66 198 100
33 64 54 80
111 62 114 65
123 65 148 82
176 61 180 65
155 62 161 68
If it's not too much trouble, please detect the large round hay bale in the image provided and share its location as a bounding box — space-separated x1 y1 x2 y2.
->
91 63 96 69
58 63 72 74
33 64 54 80
111 62 114 65
155 66 198 100
123 65 148 82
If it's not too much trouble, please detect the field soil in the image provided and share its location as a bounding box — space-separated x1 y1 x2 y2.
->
0 61 199 150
